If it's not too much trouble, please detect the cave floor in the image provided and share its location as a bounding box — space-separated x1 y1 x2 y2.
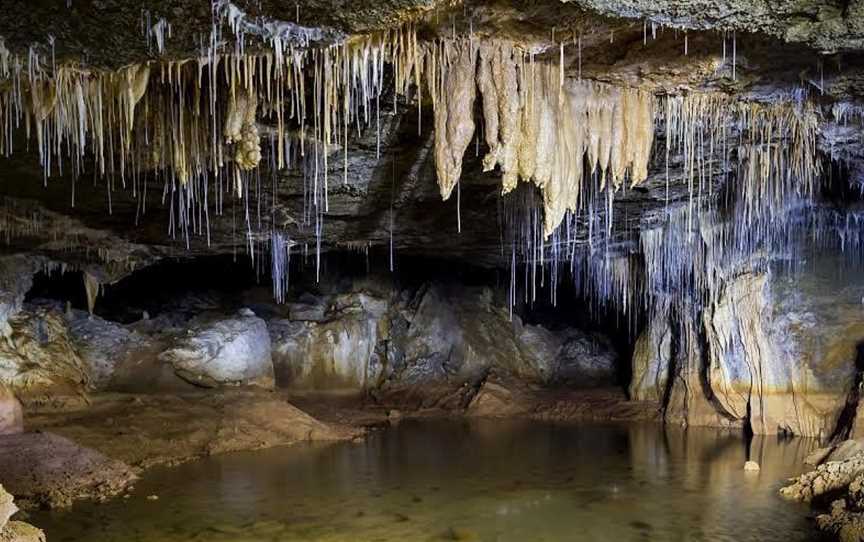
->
7 386 659 510
26 417 820 542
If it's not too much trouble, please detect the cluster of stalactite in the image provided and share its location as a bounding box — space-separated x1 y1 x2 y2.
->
0 17 831 309
428 39 655 237
0 20 423 256
496 81 822 317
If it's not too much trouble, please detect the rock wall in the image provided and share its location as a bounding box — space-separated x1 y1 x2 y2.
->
634 254 864 437
0 307 90 410
0 384 22 436
269 282 618 393
269 292 388 389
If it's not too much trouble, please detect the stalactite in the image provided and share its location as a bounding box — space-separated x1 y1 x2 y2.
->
429 40 656 237
0 20 835 313
427 39 476 200
82 272 100 314
224 87 261 173
477 41 521 192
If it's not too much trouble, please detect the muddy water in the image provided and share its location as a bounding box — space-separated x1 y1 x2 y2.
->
32 420 819 541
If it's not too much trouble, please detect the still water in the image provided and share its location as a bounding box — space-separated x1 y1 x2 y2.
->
32 420 820 541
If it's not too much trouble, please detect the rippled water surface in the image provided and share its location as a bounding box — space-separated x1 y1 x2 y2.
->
32 420 820 541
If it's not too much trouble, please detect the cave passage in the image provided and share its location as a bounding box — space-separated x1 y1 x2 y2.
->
3 0 864 541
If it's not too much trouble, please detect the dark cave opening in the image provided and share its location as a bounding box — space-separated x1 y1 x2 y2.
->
23 249 637 393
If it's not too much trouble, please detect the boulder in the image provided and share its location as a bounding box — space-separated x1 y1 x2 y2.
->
0 256 43 340
806 440 864 466
393 285 546 383
0 432 136 509
553 332 617 385
159 310 274 388
785 457 864 540
0 385 21 436
465 376 535 418
0 521 46 542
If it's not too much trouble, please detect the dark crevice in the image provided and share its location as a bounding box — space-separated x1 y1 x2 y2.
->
829 341 864 442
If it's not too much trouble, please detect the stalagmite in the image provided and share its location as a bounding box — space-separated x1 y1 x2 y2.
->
83 272 99 314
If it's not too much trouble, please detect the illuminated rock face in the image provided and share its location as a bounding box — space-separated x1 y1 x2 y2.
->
0 484 44 542
269 284 617 391
159 311 275 389
630 256 864 437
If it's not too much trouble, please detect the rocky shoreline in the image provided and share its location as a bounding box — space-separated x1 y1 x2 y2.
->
781 440 864 541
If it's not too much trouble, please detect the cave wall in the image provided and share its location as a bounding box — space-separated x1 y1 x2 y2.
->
632 254 864 437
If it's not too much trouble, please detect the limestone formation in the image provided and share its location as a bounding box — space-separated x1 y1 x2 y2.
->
429 40 477 200
0 2 862 538
0 484 15 531
269 292 387 389
66 310 157 389
0 307 90 409
629 298 672 402
627 241 864 438
269 283 616 392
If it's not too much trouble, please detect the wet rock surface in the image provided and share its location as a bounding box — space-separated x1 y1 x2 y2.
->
782 447 864 540
0 485 44 542
0 307 90 411
1 0 864 538
66 310 158 389
630 255 864 438
0 432 136 509
23 390 360 473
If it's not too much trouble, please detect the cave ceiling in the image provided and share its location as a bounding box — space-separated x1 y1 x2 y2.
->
0 0 861 287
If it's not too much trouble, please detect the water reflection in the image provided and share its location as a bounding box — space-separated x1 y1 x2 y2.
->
32 420 819 541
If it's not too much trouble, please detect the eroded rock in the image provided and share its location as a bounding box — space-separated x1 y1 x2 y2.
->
0 485 44 542
0 306 90 410
66 310 158 389
636 253 864 437
0 485 15 531
270 292 387 389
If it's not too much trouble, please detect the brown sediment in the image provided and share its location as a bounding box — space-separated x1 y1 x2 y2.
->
7 389 361 509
